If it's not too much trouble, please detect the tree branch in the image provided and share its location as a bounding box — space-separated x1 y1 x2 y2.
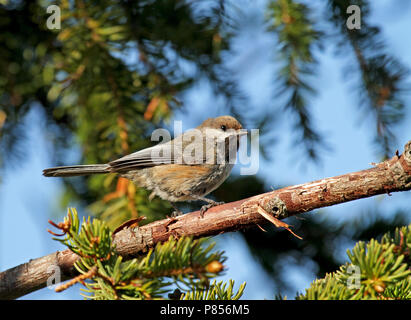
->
1 141 410 300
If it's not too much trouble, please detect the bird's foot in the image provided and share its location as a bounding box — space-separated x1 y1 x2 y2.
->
171 209 184 217
168 202 184 217
200 201 225 218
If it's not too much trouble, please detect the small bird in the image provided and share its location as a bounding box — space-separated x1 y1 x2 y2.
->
43 116 246 216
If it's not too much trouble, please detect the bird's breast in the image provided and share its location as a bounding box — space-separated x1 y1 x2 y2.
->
122 163 234 202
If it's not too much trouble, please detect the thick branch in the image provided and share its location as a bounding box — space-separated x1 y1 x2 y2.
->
1 141 410 299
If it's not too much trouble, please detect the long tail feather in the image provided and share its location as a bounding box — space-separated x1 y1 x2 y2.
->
43 164 111 177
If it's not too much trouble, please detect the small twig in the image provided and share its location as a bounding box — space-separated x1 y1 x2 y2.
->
47 215 72 237
257 205 302 240
55 266 98 293
256 224 267 232
113 216 146 236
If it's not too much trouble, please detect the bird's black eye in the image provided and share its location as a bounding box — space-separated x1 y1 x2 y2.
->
220 125 227 131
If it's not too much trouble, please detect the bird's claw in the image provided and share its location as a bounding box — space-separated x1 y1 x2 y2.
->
171 209 184 217
200 201 225 218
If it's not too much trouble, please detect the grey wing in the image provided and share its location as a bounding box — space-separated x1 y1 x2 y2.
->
109 132 209 173
109 142 175 173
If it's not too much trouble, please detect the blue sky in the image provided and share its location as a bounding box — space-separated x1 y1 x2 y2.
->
0 0 410 299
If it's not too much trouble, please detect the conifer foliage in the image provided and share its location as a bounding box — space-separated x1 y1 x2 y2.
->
48 208 245 300
297 224 411 300
49 209 410 300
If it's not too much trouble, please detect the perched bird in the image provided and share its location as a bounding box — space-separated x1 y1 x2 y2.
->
43 116 246 216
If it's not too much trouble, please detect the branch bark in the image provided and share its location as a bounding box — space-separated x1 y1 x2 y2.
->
1 141 410 300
